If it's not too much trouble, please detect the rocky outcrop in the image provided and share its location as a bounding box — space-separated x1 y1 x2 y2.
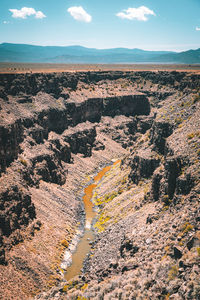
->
0 93 149 176
102 94 150 117
135 71 200 90
150 120 173 154
129 149 160 184
99 115 138 149
150 156 194 203
27 146 66 186
17 122 97 187
0 182 35 264
136 115 154 134
0 73 78 97
62 122 96 157
162 156 183 199
0 121 24 174
150 167 163 201
176 172 194 195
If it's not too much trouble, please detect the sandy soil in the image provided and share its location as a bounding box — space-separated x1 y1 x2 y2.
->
0 62 200 74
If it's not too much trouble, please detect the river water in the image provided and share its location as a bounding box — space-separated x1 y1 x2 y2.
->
64 161 120 281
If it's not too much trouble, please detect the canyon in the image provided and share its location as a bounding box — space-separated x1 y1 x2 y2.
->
0 70 199 299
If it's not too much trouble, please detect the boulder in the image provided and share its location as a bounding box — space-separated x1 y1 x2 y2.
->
173 246 183 259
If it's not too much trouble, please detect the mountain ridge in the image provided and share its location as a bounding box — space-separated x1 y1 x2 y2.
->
0 43 200 63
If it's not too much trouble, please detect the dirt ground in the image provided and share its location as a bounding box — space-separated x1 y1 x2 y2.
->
0 62 200 74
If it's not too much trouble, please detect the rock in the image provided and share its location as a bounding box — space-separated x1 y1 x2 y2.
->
146 238 152 245
186 237 200 250
150 167 163 201
169 293 181 299
176 173 194 195
0 121 24 176
146 215 153 224
0 183 35 264
179 261 185 269
103 94 150 117
17 96 32 104
150 120 173 154
173 246 183 259
129 149 160 184
93 141 105 151
109 260 118 269
162 156 182 199
136 115 154 134
120 239 139 258
62 122 97 157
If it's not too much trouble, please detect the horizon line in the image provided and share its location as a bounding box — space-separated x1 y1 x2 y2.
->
1 42 200 53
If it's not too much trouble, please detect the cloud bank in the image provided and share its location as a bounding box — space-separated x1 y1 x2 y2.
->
196 27 200 31
68 6 92 23
116 6 155 21
9 7 46 19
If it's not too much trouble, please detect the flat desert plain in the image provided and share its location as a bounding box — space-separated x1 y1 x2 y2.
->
0 62 200 74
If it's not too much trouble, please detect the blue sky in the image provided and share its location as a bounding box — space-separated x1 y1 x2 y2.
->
0 0 200 51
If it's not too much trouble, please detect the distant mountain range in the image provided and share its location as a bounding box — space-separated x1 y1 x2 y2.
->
0 43 200 64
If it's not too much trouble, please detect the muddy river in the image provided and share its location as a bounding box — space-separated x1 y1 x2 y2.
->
65 161 120 281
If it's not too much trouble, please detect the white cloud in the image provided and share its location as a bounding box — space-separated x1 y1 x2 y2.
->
35 11 46 19
67 6 92 23
3 21 10 24
116 6 156 21
9 7 46 19
196 26 200 31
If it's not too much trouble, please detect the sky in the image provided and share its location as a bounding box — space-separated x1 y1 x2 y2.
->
0 0 200 51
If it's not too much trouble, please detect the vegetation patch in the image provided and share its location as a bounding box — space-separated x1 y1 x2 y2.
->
61 239 69 248
20 158 28 167
182 222 194 234
47 274 61 288
168 265 178 281
94 213 111 232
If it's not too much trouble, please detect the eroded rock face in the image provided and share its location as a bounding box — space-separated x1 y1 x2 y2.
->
0 85 149 176
129 149 160 184
62 122 96 157
0 121 24 174
103 94 150 117
163 156 183 199
150 167 163 201
0 183 35 264
0 73 78 97
150 120 173 154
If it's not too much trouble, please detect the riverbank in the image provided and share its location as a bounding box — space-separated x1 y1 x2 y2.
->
62 161 119 281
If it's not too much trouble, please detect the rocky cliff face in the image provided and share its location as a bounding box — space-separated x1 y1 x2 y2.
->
0 70 199 299
0 72 150 176
0 71 150 268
